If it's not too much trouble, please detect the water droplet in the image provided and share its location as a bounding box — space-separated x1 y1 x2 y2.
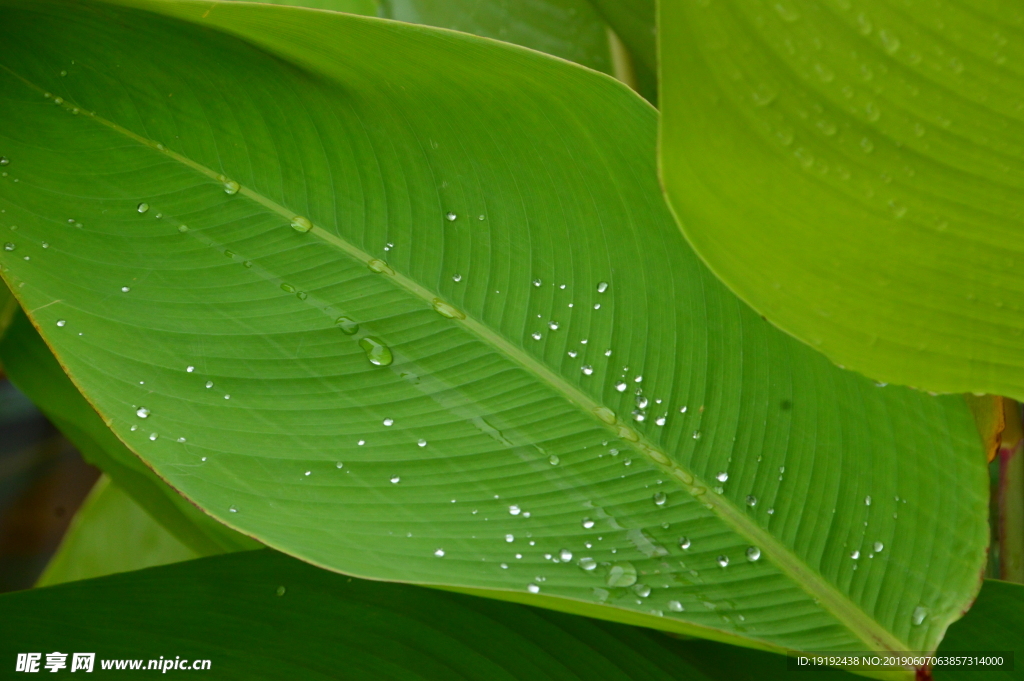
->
137 202 149 213
578 556 597 571
716 471 728 482
527 584 540 594
360 336 393 366
229 505 237 513
357 440 365 446
205 381 214 389
505 534 515 543
336 461 344 469
614 381 628 393
56 319 66 327
178 225 190 233
596 282 608 293
548 454 560 465
531 332 542 341
296 292 307 301
434 548 445 557
567 350 577 358
873 541 884 553
692 431 701 439
390 475 401 484
509 505 521 515
148 432 158 441
445 212 457 221
606 562 637 587
746 546 761 562
679 537 691 550
121 286 131 293
851 550 860 559
653 492 667 506
433 298 465 320
452 273 462 282
746 495 757 507
223 180 240 195
304 470 311 477
276 585 286 596
177 437 186 443
417 439 427 448
383 418 394 427
912 606 928 625
717 555 729 568
582 517 595 529
631 583 651 598
547 321 559 331
581 365 594 376
0 157 7 165
290 216 312 233
136 407 150 418
367 259 394 275
865 495 872 506
280 283 296 294
668 600 684 612
532 278 542 287
335 316 359 334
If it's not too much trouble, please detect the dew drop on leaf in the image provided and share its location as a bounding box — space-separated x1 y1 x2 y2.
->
223 180 240 195
360 336 393 366
136 407 150 419
578 557 597 571
137 202 149 213
606 562 637 587
746 546 761 562
716 471 729 482
679 537 691 550
582 517 595 529
631 583 651 598
527 584 540 593
290 216 312 233
653 492 667 506
597 281 608 293
668 600 684 612
335 316 359 335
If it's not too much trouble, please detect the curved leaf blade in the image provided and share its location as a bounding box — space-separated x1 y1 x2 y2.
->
0 0 987 657
935 579 1024 681
658 1 1024 398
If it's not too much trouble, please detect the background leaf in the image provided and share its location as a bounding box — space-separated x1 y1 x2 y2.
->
0 0 988 657
35 475 199 587
0 307 259 555
3 549 870 680
658 1 1024 399
934 579 1024 681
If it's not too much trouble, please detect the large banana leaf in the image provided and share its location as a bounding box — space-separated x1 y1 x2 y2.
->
934 579 1024 681
1 549 863 681
36 475 199 587
658 1 1024 399
0 0 988 663
0 307 260 555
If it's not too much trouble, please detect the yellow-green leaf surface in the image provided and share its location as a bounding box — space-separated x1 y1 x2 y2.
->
36 475 200 587
0 0 988 662
0 306 261 555
659 1 1024 398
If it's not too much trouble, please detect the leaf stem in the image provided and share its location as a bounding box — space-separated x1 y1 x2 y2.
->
606 27 638 92
999 399 1024 582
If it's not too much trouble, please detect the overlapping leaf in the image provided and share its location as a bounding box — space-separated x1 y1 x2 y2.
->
0 0 988 659
659 1 1024 398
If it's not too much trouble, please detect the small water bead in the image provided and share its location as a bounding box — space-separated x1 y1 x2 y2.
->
205 381 214 389
653 492 667 506
432 298 465 320
304 471 311 477
290 216 312 233
296 292 307 301
606 562 637 587
668 600 684 612
532 278 542 287
593 304 601 310
434 548 445 557
865 495 872 506
527 584 540 594
383 418 394 427
390 475 401 484
505 534 515 543
229 505 238 513
223 180 240 195
120 286 131 293
582 517 595 529
367 259 394 275
280 283 296 294
746 495 757 507
136 407 150 419
631 583 652 598
680 406 688 413
547 321 559 330
56 320 66 327
597 282 608 293
357 440 365 446
581 365 594 376
873 541 884 553
0 157 7 165
177 437 186 443
614 381 628 392
567 350 577 358
130 425 137 432
531 332 542 341
912 606 928 626
636 396 649 409
851 550 860 560
604 349 612 357
716 471 728 482
137 203 149 213
578 556 597 571
335 316 359 335
509 505 521 515
178 225 189 233
746 546 761 562
336 461 344 469
360 336 393 366
149 433 158 441
417 439 427 448
2 242 16 252
679 537 691 550
717 555 730 568
445 212 457 221
548 454 559 465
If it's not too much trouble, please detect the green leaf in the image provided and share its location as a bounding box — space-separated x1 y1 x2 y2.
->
935 579 1024 681
36 475 199 587
0 308 260 555
0 0 988 658
3 550 867 681
586 0 654 71
658 2 1024 398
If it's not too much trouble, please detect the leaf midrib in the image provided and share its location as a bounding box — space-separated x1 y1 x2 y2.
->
1 56 907 654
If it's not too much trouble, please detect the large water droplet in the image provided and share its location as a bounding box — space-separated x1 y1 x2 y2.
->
668 600 684 612
746 546 761 562
614 381 628 392
912 606 928 625
527 584 540 594
137 203 149 213
360 336 393 366
383 418 394 426
581 365 594 376
445 212 457 222
532 278 542 287
548 454 560 465
631 583 651 598
578 556 597 571
873 541 884 553
56 320 66 327
367 259 394 275
597 282 608 293
335 316 359 335
432 298 465 320
136 407 150 419
505 534 514 543
290 216 312 233
851 550 860 560
606 562 637 587
716 471 728 482
509 505 521 516
679 537 691 550
559 548 573 562
223 180 240 195
547 321 559 330
3 242 14 251
582 517 595 529
0 157 8 165
653 492 667 506
717 555 729 567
